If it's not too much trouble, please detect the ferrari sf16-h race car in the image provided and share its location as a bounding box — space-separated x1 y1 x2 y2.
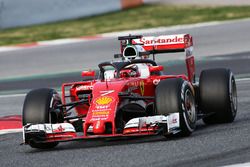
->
22 34 237 149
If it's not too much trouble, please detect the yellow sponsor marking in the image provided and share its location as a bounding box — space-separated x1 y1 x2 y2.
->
95 96 113 105
92 111 110 116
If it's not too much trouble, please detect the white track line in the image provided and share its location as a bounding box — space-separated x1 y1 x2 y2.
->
0 93 26 98
0 128 22 135
222 162 250 167
236 78 250 82
38 38 88 46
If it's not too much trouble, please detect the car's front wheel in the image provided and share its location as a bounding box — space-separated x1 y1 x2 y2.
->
156 78 196 136
23 88 64 149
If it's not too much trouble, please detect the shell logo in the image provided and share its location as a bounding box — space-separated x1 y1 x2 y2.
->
95 96 113 105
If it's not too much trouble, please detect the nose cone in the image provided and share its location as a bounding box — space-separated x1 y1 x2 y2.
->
93 120 105 134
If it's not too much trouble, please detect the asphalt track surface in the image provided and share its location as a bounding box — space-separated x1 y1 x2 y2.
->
1 19 250 167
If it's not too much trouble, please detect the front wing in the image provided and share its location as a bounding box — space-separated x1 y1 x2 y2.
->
22 113 180 145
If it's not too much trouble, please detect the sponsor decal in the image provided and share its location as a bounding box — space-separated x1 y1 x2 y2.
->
92 110 110 116
167 113 180 130
25 123 76 134
90 117 108 121
100 90 114 96
95 96 113 105
95 105 109 110
127 81 140 87
53 125 65 133
76 85 93 91
140 81 144 95
133 35 192 47
171 118 177 124
138 36 184 46
153 79 160 85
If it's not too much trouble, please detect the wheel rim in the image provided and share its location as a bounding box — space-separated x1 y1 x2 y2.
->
184 90 196 123
230 78 237 115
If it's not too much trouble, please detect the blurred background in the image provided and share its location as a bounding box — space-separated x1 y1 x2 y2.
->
1 0 250 29
1 0 250 46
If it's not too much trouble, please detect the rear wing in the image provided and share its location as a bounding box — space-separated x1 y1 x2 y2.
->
119 34 195 82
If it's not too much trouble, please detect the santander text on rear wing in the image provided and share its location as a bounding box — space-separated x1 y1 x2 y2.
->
132 34 193 54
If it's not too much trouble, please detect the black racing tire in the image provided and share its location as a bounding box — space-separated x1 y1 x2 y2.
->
156 78 196 136
199 68 237 124
22 88 64 149
115 109 125 134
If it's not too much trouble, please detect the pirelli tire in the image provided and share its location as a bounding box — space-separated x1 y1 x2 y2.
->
22 88 64 149
199 68 237 124
156 78 197 136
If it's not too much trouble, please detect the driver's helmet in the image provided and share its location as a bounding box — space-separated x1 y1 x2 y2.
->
120 64 139 78
129 65 139 77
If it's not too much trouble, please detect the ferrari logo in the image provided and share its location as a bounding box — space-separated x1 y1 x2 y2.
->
140 81 144 96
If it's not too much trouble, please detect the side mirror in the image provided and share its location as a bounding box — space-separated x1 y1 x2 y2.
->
81 70 95 78
149 65 164 72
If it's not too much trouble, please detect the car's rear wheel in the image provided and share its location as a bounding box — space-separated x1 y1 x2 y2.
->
199 68 237 124
156 78 196 136
23 88 64 149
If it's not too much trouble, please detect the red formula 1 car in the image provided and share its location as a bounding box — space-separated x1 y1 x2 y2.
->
22 34 237 149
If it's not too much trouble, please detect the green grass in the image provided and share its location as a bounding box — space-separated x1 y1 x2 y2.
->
1 4 250 46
